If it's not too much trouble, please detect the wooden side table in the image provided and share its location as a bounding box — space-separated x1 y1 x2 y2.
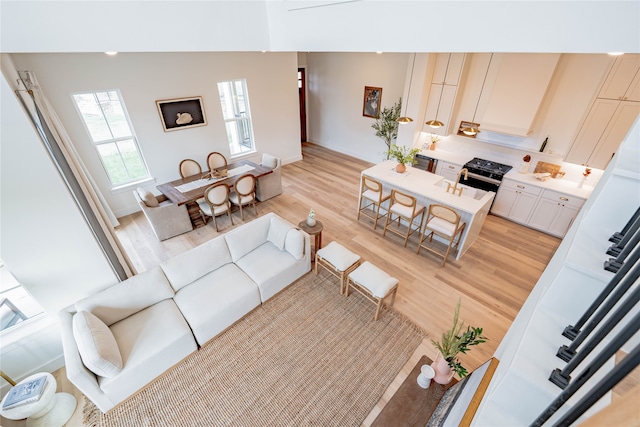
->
371 355 457 427
298 220 323 259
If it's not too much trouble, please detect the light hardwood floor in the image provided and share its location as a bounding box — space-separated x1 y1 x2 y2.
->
10 143 630 426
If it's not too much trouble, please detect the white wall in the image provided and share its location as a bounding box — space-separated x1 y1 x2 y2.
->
8 52 302 217
0 64 117 384
306 52 409 163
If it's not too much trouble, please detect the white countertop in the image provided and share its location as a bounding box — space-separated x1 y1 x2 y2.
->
363 161 493 214
417 148 595 200
502 170 593 199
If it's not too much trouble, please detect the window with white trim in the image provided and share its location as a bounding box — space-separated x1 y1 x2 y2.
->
217 79 255 156
72 90 150 188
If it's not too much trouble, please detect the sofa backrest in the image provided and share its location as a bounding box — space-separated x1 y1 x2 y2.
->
224 213 272 262
160 236 233 292
74 267 174 326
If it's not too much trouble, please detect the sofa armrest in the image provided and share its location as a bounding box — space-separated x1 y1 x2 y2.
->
58 306 116 413
134 191 193 241
256 158 282 202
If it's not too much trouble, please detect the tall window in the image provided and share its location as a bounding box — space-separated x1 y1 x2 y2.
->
72 90 150 188
217 79 255 156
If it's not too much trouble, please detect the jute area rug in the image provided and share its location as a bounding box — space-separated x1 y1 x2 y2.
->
84 269 427 427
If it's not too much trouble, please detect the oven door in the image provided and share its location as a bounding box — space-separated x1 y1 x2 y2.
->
464 172 501 193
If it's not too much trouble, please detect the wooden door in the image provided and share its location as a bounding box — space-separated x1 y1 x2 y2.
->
298 68 307 143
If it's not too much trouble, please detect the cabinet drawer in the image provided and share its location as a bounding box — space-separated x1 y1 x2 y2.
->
540 189 586 208
500 179 542 196
440 161 462 172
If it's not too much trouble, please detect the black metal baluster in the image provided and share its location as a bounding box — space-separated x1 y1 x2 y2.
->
532 328 640 426
551 298 640 388
552 344 640 427
609 206 640 244
605 229 640 273
562 245 640 340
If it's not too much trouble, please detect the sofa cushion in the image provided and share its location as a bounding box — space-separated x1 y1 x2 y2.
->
72 311 123 378
137 187 159 208
224 214 271 262
267 215 292 250
173 263 261 346
98 299 197 403
285 229 305 260
75 267 174 326
235 241 308 302
261 153 278 169
161 237 232 292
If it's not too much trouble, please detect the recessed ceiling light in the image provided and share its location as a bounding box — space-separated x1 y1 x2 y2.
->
105 52 118 56
608 52 625 56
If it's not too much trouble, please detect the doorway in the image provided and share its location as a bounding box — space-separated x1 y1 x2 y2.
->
298 68 307 143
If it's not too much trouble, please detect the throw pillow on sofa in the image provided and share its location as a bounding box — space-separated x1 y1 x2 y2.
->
285 229 305 260
267 215 292 250
137 187 159 208
72 310 123 378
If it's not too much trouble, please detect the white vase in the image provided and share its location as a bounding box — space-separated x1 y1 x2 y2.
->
577 176 586 189
518 162 530 174
307 216 316 227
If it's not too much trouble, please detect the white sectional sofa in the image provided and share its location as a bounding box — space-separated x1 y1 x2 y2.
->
58 213 310 413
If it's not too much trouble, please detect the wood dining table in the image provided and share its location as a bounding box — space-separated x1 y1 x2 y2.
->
156 160 273 228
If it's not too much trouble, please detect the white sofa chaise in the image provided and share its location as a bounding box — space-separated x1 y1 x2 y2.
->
58 213 310 413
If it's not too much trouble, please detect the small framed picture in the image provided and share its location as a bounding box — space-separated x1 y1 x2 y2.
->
156 96 207 132
363 86 382 118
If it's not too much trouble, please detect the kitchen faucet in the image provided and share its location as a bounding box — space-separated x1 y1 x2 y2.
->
446 168 469 197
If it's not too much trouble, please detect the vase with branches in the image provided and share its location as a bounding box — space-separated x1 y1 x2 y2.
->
431 299 487 379
388 144 420 173
371 98 402 159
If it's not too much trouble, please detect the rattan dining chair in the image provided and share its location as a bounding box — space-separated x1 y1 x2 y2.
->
206 152 228 172
357 176 390 230
382 189 426 247
179 159 202 178
230 174 257 221
416 204 466 267
198 183 234 232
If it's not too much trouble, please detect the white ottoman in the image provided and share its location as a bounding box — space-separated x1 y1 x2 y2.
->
345 261 399 321
315 241 361 294
0 372 77 427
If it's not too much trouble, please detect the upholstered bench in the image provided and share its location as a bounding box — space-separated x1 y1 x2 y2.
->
315 241 361 294
345 261 399 321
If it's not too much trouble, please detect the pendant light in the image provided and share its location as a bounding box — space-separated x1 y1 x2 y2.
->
462 53 494 136
397 54 416 124
425 54 450 129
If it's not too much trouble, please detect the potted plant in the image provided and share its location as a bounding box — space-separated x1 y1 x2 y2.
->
431 299 487 382
371 98 402 160
388 144 420 173
429 134 441 151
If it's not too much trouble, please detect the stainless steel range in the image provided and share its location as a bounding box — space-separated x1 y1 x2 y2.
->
463 157 513 193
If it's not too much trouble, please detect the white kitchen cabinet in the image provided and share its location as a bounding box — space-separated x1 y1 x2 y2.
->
598 54 640 102
566 99 640 168
432 53 466 85
491 179 541 224
436 160 462 182
478 53 561 137
423 53 466 136
528 189 585 237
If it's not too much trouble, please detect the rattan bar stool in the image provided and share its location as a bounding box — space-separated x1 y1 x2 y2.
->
383 189 426 247
416 204 466 267
357 176 390 230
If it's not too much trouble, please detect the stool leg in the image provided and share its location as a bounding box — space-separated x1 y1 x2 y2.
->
390 286 397 307
345 278 351 297
374 298 383 321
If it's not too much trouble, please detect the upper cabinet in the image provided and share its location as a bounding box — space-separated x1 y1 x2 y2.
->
423 53 466 136
478 53 561 137
565 54 640 168
597 54 640 102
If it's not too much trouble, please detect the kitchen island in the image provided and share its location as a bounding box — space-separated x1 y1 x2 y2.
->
362 161 495 260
